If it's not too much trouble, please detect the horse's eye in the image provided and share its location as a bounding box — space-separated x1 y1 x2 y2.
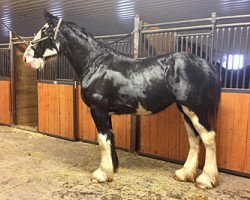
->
49 33 54 38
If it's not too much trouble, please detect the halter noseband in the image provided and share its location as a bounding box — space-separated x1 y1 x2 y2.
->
31 18 63 58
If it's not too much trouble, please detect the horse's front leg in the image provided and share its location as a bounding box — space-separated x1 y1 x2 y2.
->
90 107 119 183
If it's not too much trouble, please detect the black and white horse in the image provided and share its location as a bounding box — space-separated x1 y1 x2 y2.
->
23 11 221 189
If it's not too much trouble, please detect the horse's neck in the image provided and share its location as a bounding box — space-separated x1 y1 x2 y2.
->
63 27 105 79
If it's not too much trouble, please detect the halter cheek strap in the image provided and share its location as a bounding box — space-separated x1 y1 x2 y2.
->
53 18 62 41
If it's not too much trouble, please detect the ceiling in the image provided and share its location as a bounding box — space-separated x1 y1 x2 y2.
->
1 0 250 43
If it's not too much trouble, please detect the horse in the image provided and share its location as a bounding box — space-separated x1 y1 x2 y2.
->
23 10 221 189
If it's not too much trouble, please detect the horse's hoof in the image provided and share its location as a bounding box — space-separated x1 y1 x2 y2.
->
175 167 196 182
91 168 113 183
195 172 218 189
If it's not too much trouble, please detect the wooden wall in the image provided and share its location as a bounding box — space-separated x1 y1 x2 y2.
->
76 85 131 149
140 92 250 175
0 80 11 125
38 83 75 140
14 44 38 127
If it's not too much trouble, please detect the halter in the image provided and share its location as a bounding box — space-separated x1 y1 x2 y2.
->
31 18 63 58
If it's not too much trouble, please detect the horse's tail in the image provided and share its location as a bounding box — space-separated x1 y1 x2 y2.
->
207 64 221 130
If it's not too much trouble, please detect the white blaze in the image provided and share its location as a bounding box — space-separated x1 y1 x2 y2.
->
23 23 58 69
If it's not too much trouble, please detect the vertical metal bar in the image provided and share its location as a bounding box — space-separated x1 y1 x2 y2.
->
160 33 163 55
147 34 150 57
191 36 193 54
213 29 219 63
210 12 217 62
174 32 177 52
164 32 167 53
236 27 243 88
230 27 237 88
185 36 188 52
139 32 143 58
243 26 249 88
169 32 172 52
200 36 203 58
176 34 179 53
205 35 209 60
140 34 146 57
9 31 15 124
123 42 125 54
224 28 231 88
131 14 140 152
180 36 183 52
195 36 198 55
219 28 225 81
156 33 159 56
152 34 155 56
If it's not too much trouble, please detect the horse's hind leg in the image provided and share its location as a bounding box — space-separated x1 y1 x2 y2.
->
90 107 118 183
175 110 200 182
181 106 218 189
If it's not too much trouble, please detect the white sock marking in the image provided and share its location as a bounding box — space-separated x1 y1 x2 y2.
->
181 106 218 187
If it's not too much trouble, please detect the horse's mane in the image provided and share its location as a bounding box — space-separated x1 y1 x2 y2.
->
65 21 131 58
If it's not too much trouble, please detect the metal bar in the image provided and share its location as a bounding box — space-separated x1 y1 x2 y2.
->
217 14 250 21
174 32 177 52
147 34 150 57
205 35 209 60
141 24 212 34
220 28 225 82
200 36 203 58
210 12 217 63
214 29 219 63
95 33 131 39
155 33 158 56
11 36 34 40
131 14 141 152
143 17 211 28
169 32 172 53
152 34 155 56
185 37 188 52
191 36 193 54
139 32 143 58
230 27 237 88
9 31 15 125
236 27 243 88
243 27 249 88
195 36 198 55
224 28 231 88
160 33 163 55
181 36 184 52
178 32 210 37
217 22 250 28
0 43 9 46
164 32 167 53
176 34 179 53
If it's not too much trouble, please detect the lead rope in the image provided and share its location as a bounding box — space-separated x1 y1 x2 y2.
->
107 30 135 46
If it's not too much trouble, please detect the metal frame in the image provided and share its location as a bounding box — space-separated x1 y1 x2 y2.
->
140 12 250 92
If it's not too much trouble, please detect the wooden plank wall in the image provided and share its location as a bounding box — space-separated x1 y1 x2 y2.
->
14 44 38 127
140 92 250 174
38 83 74 140
0 80 11 125
76 85 131 149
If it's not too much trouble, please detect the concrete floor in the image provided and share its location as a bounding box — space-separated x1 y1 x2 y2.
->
0 125 249 200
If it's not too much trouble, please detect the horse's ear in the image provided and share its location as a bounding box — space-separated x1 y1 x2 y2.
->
44 9 57 23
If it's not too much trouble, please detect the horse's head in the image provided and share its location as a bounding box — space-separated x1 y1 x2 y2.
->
23 10 67 69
